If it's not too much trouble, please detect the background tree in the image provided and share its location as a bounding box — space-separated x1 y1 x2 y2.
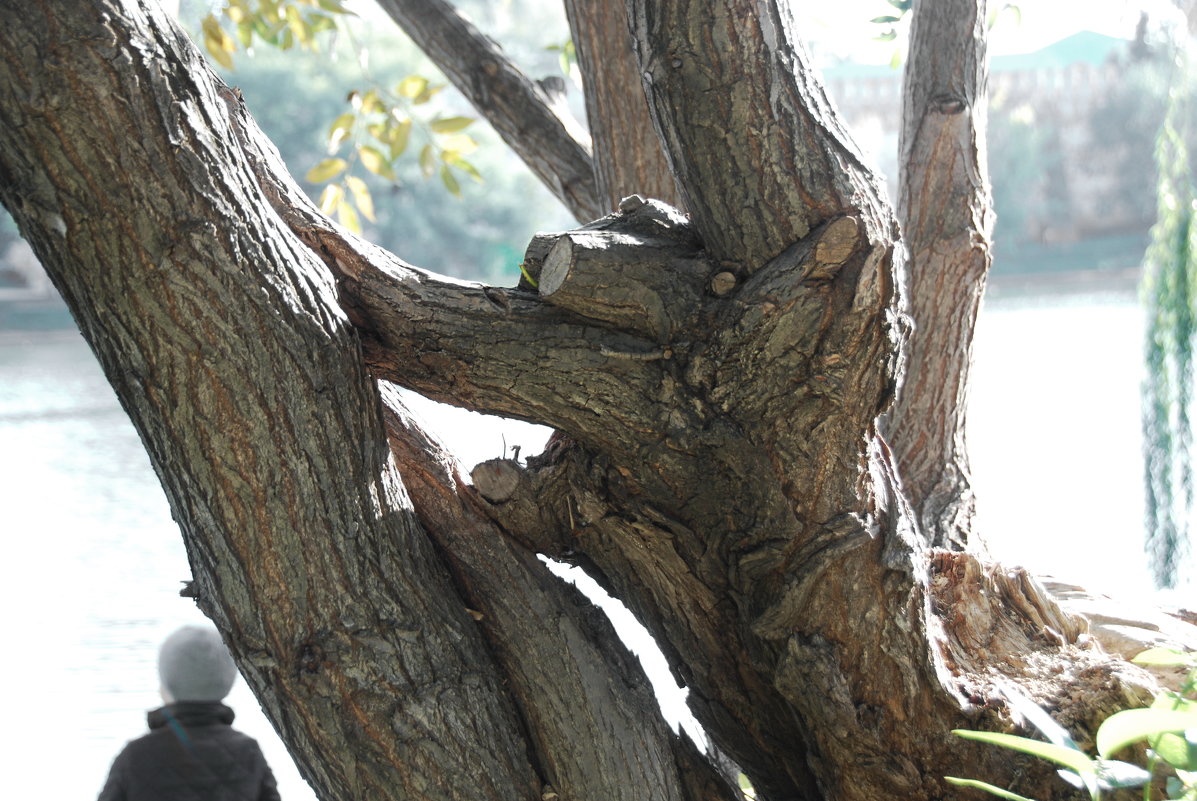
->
1143 44 1197 589
0 1 1169 800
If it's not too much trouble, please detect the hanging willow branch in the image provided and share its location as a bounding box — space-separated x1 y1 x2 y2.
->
1142 52 1197 589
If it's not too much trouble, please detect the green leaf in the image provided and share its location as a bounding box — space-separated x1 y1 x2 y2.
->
440 164 461 197
235 20 254 48
397 75 429 99
1133 647 1197 668
389 118 412 159
225 0 250 21
1096 708 1197 758
952 731 1098 783
444 153 482 183
429 115 475 134
418 144 436 178
944 777 1040 801
327 112 356 149
1093 759 1153 789
1151 729 1196 771
871 15 901 23
359 89 384 114
318 182 343 215
1152 694 1196 714
413 84 445 105
281 5 306 44
308 13 336 35
202 14 236 70
437 133 477 154
357 145 394 180
284 4 312 46
305 157 348 183
336 198 361 233
518 262 538 288
875 30 897 42
344 175 375 222
255 17 284 44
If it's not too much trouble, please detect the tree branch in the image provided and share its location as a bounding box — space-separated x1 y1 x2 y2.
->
625 0 896 269
379 385 713 801
227 115 701 454
374 0 602 222
885 0 995 550
563 0 681 211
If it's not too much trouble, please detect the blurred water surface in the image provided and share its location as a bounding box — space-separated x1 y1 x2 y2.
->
0 289 1176 799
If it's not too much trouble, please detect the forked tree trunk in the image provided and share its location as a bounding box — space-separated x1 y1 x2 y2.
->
0 1 1161 801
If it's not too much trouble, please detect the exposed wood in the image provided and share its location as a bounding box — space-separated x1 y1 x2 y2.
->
885 0 996 550
471 458 523 503
538 200 707 342
373 0 602 222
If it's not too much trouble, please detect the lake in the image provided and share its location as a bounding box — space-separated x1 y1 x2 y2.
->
0 287 1179 799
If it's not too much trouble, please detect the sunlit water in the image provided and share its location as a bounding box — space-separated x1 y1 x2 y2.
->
0 289 1184 799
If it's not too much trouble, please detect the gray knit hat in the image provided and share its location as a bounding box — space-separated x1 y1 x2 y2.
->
158 625 238 702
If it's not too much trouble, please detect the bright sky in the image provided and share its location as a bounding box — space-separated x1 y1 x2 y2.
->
799 0 1185 64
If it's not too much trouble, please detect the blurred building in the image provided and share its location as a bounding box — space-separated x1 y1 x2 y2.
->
822 31 1163 295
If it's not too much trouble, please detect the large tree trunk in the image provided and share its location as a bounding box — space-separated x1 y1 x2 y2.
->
0 2 1163 801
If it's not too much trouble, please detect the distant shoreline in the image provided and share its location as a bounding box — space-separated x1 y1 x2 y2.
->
986 266 1141 304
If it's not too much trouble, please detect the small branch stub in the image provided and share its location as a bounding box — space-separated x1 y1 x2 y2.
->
536 219 708 342
814 216 859 266
618 194 647 213
807 215 861 282
471 459 523 503
710 270 736 296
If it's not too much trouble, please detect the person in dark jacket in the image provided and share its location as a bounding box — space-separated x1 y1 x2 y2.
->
97 625 281 801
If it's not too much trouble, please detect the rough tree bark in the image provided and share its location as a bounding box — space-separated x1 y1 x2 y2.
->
0 1 1169 801
373 0 602 221
885 0 996 551
561 0 680 211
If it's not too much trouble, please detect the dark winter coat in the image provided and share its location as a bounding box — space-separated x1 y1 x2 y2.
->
97 702 281 801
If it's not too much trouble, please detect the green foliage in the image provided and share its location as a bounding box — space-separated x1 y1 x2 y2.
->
988 4 1022 31
869 0 910 63
195 1 483 233
948 649 1197 800
179 0 575 283
306 82 482 229
202 0 354 69
1142 50 1197 589
544 38 580 87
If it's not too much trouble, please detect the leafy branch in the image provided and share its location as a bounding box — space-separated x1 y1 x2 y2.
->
197 0 484 234
201 0 355 69
948 649 1197 800
306 78 483 232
